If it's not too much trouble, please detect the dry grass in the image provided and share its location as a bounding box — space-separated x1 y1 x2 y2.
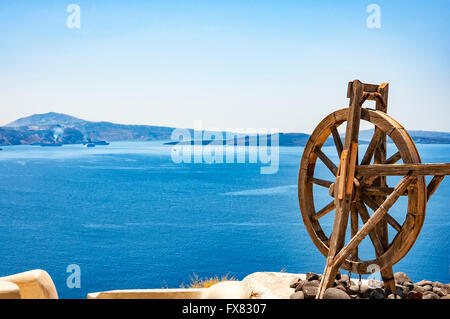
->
180 273 237 289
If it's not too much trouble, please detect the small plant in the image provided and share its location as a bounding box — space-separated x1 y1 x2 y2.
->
180 273 237 289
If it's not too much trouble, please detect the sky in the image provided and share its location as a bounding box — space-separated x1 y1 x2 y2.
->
0 0 449 133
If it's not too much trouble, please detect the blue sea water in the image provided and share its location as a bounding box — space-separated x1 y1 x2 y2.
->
0 142 449 298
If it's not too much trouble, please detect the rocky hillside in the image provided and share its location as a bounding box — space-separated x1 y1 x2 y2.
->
1 113 175 145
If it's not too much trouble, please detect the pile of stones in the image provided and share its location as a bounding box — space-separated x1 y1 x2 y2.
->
289 271 450 299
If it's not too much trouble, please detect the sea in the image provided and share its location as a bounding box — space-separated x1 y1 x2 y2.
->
0 142 448 298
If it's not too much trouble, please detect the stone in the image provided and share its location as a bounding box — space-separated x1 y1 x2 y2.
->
294 280 307 292
369 288 386 299
302 281 319 299
202 281 250 299
359 285 370 298
349 285 360 295
403 281 414 291
305 280 320 287
423 284 433 291
387 294 396 299
289 278 301 289
302 286 318 299
306 272 319 281
415 279 433 286
443 284 450 295
433 281 444 288
243 271 306 299
422 291 439 299
406 291 423 299
323 287 350 299
395 285 407 299
335 284 347 293
413 285 426 294
440 295 450 299
290 291 304 299
432 287 446 297
394 272 411 285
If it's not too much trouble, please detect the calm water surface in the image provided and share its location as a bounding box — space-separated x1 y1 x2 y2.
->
0 142 448 298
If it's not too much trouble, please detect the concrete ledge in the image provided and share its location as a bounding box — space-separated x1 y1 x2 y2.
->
88 288 206 299
0 269 58 299
0 281 21 299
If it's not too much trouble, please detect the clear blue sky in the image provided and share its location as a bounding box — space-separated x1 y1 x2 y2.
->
0 0 449 133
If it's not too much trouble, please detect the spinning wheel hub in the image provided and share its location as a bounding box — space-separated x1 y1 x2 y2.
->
328 178 360 202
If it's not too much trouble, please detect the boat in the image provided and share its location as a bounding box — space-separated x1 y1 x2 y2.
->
83 140 109 146
40 143 62 147
85 143 96 148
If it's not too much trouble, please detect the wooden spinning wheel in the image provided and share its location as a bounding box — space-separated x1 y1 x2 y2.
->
297 80 450 298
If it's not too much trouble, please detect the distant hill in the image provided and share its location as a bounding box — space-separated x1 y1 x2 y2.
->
2 113 176 145
6 112 85 127
359 129 450 144
1 112 449 146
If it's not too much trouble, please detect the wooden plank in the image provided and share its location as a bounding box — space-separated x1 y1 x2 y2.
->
315 147 338 176
337 150 348 200
346 141 359 196
331 175 415 269
356 163 450 176
374 82 395 295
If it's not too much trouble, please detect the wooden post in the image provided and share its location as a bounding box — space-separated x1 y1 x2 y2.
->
372 83 396 294
316 80 363 298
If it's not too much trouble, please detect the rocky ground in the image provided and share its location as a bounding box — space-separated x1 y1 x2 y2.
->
289 272 450 299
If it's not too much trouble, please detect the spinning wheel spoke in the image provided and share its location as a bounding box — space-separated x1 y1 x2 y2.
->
350 204 359 260
330 126 343 158
361 195 402 232
308 177 333 188
355 201 385 255
360 129 383 165
361 186 396 196
385 151 402 165
360 151 402 185
313 200 335 220
315 147 338 176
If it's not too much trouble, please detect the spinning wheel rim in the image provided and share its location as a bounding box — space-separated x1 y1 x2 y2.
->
298 108 426 274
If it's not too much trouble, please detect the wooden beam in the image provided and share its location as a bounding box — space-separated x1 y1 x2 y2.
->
356 163 450 176
317 79 363 299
